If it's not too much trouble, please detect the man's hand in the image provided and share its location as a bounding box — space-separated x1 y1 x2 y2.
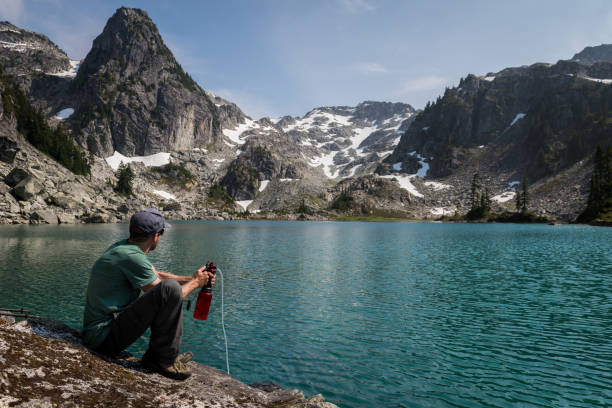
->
193 265 210 288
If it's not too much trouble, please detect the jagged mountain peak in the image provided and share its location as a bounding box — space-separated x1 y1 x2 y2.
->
0 21 71 76
67 6 226 157
571 44 612 65
76 7 176 81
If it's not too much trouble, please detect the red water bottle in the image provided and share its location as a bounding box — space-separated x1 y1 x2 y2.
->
193 262 216 320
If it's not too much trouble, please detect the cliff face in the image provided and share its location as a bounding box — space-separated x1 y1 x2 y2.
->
385 60 612 180
69 7 224 157
0 316 338 407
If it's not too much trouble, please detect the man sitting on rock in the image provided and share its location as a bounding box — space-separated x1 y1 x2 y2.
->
82 208 214 380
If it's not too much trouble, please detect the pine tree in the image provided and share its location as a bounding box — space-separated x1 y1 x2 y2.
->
470 173 481 211
578 145 612 222
115 162 134 196
521 176 529 212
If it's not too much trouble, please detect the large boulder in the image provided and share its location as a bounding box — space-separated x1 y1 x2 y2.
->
0 137 20 163
30 210 58 224
12 176 42 201
47 193 83 210
5 167 29 187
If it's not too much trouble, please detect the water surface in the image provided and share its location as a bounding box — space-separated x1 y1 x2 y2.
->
0 221 610 407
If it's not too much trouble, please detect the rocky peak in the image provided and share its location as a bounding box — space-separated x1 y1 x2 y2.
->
70 7 222 157
352 101 416 125
0 21 71 76
571 44 612 65
76 7 173 82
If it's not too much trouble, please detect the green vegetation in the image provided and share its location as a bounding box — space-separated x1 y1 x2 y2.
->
208 184 234 206
330 186 354 211
489 211 549 223
114 162 134 196
577 145 612 223
152 162 196 188
0 70 91 176
465 173 491 219
458 173 548 223
296 198 313 215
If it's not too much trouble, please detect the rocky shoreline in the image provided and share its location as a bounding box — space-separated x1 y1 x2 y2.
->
0 316 338 408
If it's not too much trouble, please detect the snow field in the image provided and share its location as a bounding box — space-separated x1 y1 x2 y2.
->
54 108 74 120
236 200 253 211
105 151 170 171
153 190 176 200
259 180 270 192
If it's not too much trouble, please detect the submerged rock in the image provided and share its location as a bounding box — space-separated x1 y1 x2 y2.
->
0 317 338 407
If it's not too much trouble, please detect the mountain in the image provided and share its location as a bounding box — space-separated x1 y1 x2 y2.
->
0 21 73 76
67 7 239 157
0 7 609 223
381 56 612 220
571 44 612 65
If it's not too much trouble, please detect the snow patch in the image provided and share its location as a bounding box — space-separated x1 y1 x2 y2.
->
48 60 80 78
430 207 449 216
379 174 423 197
422 127 429 131
583 76 612 84
280 178 298 182
508 181 520 188
345 164 362 178
392 162 402 171
510 113 526 127
236 200 253 211
483 76 496 82
105 151 170 171
492 191 516 203
424 181 451 190
478 145 485 149
259 180 270 192
222 118 257 145
154 190 176 200
54 108 74 120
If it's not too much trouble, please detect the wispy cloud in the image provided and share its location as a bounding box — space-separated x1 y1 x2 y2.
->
338 0 375 14
355 62 387 74
400 75 447 93
0 0 26 25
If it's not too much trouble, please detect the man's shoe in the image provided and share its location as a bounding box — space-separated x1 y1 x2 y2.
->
141 354 192 381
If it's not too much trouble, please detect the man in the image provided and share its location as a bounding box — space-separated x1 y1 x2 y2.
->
83 208 214 380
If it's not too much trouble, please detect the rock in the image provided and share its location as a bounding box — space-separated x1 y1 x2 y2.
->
47 193 82 209
57 213 77 224
12 176 42 201
162 201 181 211
84 212 115 223
0 317 339 408
5 167 29 187
0 136 19 163
117 203 129 214
30 210 58 224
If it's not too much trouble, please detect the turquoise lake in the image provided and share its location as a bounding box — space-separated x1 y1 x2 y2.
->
0 221 610 407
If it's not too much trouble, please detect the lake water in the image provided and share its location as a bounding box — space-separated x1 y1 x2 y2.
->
0 221 610 407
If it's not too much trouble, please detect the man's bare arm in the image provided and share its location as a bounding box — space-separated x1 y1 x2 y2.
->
142 265 213 299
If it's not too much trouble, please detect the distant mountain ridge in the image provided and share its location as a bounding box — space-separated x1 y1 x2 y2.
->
0 6 609 222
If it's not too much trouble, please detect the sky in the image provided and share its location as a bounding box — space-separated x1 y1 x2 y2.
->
3 0 612 119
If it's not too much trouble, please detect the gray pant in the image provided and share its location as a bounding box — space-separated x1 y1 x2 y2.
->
96 279 183 365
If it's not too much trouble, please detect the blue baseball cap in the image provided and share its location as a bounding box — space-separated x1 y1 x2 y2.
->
129 208 170 236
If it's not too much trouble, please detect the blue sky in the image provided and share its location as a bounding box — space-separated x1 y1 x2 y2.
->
3 0 612 119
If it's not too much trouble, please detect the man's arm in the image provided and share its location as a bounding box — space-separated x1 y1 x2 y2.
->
142 265 214 299
153 266 192 284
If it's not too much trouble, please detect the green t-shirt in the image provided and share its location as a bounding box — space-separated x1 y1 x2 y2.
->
82 239 157 348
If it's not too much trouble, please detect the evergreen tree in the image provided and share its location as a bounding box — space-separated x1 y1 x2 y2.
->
470 173 481 211
515 189 522 212
115 162 134 196
578 145 612 222
521 176 529 212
